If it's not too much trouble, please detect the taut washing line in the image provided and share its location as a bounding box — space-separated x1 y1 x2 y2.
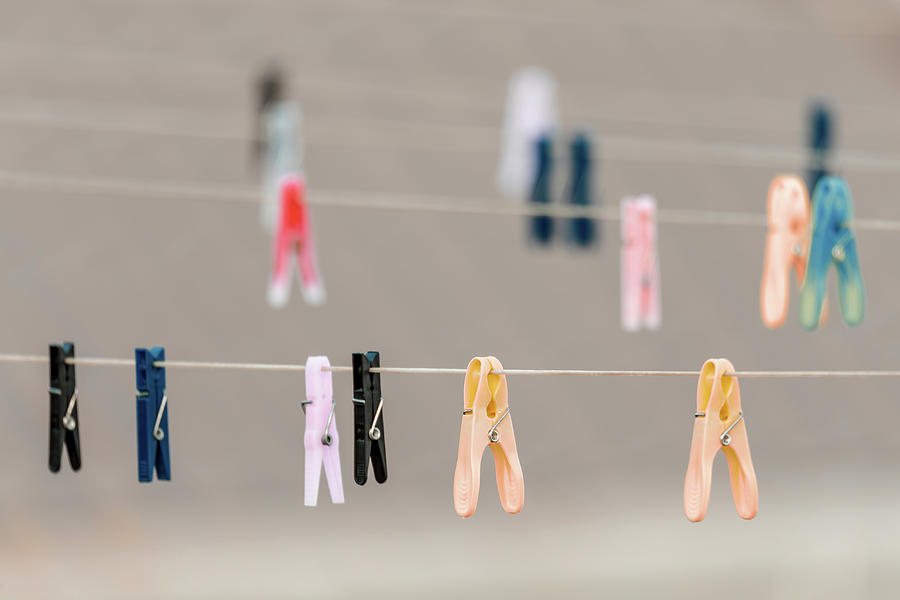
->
0 353 897 379
3 110 900 172
1 169 900 231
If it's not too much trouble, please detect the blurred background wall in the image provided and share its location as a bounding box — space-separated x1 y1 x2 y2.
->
1 0 900 598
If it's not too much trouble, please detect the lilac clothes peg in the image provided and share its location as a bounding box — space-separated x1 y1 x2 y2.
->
620 195 661 331
303 356 344 506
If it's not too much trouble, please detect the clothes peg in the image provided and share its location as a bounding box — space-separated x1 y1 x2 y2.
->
496 68 558 200
797 176 864 330
267 174 326 308
304 356 344 506
760 175 828 329
352 352 387 486
135 347 170 483
453 356 524 518
261 100 303 232
684 359 757 522
49 342 82 472
566 132 598 248
529 135 554 244
806 101 833 194
254 64 284 165
620 195 661 331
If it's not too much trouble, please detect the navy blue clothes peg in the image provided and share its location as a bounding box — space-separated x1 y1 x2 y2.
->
566 133 597 247
529 135 554 245
135 347 170 482
806 101 833 194
49 342 82 472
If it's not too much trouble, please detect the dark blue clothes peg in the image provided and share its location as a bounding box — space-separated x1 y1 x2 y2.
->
135 347 170 482
566 132 597 247
529 135 554 245
49 342 82 472
806 100 833 194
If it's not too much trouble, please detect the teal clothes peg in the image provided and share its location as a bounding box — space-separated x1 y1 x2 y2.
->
797 176 864 330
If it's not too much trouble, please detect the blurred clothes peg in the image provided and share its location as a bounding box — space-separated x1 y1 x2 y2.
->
260 101 303 232
797 176 864 330
760 175 826 329
135 347 171 483
528 135 554 244
352 352 387 486
684 359 757 523
620 196 661 331
267 174 326 308
806 100 834 194
566 132 598 248
303 356 344 506
48 342 82 473
253 65 285 166
453 356 524 518
496 68 559 200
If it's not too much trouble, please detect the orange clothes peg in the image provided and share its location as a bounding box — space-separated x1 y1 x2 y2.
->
760 175 826 328
453 357 524 518
684 359 758 522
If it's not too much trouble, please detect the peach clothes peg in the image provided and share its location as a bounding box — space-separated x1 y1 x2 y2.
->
453 356 524 518
760 175 825 328
620 195 661 331
268 174 326 308
684 359 758 522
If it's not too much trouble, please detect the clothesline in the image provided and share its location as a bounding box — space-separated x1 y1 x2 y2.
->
4 109 900 172
0 353 897 379
2 169 900 231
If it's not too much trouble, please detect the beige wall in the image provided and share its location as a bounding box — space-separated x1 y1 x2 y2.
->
0 0 899 597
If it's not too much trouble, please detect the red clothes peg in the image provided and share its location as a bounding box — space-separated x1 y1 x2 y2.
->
267 174 325 308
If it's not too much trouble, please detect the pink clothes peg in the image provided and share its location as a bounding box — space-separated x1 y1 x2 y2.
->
303 356 343 506
760 175 826 328
684 359 758 522
620 195 661 331
268 174 326 308
453 356 524 518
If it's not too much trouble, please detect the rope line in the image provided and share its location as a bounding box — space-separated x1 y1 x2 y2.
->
0 354 895 379
2 170 900 230
4 109 900 172
4 87 900 171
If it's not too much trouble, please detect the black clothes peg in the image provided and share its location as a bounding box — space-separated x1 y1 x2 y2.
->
48 342 81 472
807 101 833 194
529 135 554 245
254 64 285 163
352 352 387 485
567 132 597 248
